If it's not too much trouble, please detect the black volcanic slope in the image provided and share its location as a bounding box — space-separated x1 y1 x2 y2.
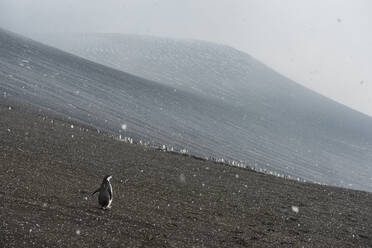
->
2 29 372 192
1 99 372 247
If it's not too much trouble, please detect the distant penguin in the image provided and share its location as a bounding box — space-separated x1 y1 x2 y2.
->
92 175 113 209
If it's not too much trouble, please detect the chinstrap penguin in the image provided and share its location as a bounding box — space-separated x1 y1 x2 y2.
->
92 175 113 210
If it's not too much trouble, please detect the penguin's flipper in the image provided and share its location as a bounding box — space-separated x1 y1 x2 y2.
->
92 188 100 195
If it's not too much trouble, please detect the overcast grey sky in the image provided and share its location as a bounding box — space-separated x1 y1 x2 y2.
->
1 0 371 116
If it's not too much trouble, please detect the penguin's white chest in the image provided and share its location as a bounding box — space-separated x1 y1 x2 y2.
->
107 183 113 208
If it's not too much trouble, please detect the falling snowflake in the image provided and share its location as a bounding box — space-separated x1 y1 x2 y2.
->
235 174 239 179
121 124 127 131
70 124 74 129
291 206 299 213
76 230 81 235
179 174 186 183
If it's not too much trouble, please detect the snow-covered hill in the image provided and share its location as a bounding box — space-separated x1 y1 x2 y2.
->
32 33 304 107
2 29 372 191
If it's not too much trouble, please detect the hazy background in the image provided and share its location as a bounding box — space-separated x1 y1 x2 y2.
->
0 0 371 116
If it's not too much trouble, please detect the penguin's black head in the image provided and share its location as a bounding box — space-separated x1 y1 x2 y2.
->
103 175 112 183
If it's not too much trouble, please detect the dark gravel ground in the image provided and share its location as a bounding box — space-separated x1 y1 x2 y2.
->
1 99 372 248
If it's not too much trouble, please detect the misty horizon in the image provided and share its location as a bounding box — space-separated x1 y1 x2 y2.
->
0 0 371 116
